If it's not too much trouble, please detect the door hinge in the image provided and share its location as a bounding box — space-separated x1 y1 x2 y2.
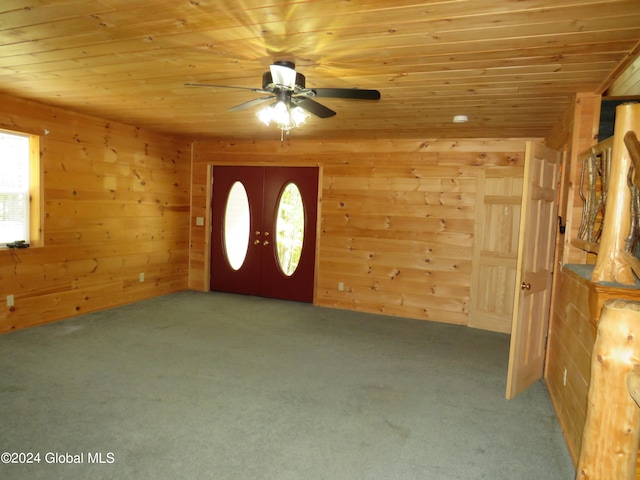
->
558 216 566 235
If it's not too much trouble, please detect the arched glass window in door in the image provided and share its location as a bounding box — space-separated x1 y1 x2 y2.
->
275 182 305 276
223 181 250 270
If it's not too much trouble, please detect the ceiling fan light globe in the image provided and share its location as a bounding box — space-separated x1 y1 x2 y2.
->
290 107 310 127
272 101 291 126
256 105 274 126
256 101 306 131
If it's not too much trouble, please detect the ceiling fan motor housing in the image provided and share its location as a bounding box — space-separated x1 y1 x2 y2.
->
262 71 306 91
262 62 306 91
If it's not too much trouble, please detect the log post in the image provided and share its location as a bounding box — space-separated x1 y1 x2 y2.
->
577 299 640 480
591 102 640 284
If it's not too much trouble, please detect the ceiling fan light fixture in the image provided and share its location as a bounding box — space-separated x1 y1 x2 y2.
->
256 101 310 132
256 104 275 127
290 106 310 127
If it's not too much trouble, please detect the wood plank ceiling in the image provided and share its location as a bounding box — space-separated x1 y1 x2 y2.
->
1 0 639 141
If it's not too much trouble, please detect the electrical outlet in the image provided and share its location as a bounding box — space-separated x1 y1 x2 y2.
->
563 368 567 386
7 295 14 307
338 282 344 291
139 272 145 283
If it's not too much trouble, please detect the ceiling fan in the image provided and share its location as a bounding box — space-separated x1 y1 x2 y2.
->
186 60 381 137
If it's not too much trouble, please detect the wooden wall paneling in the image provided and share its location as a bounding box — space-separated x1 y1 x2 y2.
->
562 93 602 265
546 97 577 152
188 163 212 291
1 1 638 141
190 138 529 327
545 104 573 331
320 151 475 324
544 96 595 466
607 55 640 96
0 93 191 334
545 267 595 464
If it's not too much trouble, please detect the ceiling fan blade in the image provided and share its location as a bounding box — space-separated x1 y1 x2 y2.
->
309 88 381 100
228 96 275 112
185 83 270 94
292 97 336 118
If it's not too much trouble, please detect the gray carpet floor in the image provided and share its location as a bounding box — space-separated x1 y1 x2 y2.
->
0 290 575 479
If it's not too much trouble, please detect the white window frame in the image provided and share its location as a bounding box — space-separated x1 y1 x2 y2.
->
0 128 41 247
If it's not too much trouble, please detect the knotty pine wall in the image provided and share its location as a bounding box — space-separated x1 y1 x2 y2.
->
552 94 602 266
190 138 531 326
546 267 596 464
0 94 191 334
543 94 603 467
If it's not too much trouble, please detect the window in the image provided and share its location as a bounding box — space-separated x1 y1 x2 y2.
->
0 128 41 247
223 181 250 271
275 182 305 276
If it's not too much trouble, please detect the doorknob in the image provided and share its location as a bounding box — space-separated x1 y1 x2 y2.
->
263 240 270 246
521 282 531 290
254 239 261 245
255 231 261 235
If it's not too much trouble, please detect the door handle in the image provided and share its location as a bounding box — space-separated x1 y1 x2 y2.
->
521 282 531 290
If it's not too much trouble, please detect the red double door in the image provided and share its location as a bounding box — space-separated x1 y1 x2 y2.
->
210 166 319 303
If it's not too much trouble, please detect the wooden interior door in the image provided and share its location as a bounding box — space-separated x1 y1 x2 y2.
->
210 166 318 303
469 166 524 333
506 142 561 399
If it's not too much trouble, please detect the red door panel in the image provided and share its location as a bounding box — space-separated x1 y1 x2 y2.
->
210 166 264 296
260 167 318 302
210 166 318 303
